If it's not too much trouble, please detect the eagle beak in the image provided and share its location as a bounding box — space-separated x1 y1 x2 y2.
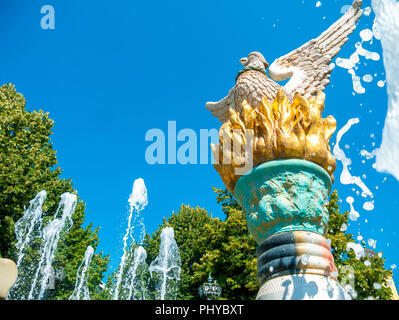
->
239 57 248 66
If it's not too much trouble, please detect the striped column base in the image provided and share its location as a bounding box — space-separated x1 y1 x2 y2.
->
256 231 350 300
257 274 350 300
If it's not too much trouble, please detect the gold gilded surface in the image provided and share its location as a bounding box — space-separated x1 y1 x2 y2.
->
211 89 337 193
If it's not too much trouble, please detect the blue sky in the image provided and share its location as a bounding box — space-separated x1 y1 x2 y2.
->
1 0 398 286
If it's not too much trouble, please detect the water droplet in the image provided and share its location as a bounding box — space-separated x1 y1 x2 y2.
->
363 74 373 82
373 283 382 290
360 29 373 42
368 239 377 249
364 7 372 16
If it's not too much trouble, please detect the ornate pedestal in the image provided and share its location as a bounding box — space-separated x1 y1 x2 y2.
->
234 159 349 300
205 0 364 300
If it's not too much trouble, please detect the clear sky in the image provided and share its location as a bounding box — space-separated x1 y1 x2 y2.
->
1 0 397 285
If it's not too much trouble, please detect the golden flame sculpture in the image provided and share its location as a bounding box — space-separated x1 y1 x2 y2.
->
211 89 337 193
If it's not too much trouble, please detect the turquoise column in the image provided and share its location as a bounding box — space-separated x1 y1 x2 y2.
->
234 159 349 300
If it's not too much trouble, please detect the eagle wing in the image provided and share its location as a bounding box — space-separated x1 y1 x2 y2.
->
205 87 235 122
268 0 363 98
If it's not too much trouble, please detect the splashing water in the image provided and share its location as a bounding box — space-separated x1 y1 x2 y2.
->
335 42 380 67
8 192 77 300
377 80 386 87
364 6 372 16
333 118 377 227
355 42 380 61
27 193 77 300
125 246 148 300
346 197 360 221
129 178 148 213
333 118 374 199
348 69 365 94
368 238 377 249
128 178 148 243
363 201 374 211
14 191 47 268
363 74 373 83
360 148 378 160
372 17 381 40
7 192 79 300
336 22 381 95
373 282 382 290
347 242 365 260
372 0 399 182
149 227 181 300
360 29 373 42
8 181 180 301
69 245 94 300
112 178 148 300
7 191 47 300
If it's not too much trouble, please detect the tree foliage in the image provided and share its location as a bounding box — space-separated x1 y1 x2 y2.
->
190 205 258 300
0 84 109 299
144 205 215 300
143 197 258 300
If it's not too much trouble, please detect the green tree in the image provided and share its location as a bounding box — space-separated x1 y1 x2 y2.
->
190 203 258 300
144 204 216 300
143 199 258 300
0 84 109 299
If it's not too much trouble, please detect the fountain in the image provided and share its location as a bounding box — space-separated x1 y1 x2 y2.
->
28 192 77 300
7 192 77 300
372 0 399 181
112 178 148 300
14 191 47 267
7 179 181 300
111 179 182 300
125 246 148 300
149 227 181 300
7 191 47 299
69 245 94 300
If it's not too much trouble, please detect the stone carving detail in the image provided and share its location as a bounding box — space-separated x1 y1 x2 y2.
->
234 160 331 244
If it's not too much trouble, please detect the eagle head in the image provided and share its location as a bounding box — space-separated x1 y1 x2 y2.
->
239 52 269 69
